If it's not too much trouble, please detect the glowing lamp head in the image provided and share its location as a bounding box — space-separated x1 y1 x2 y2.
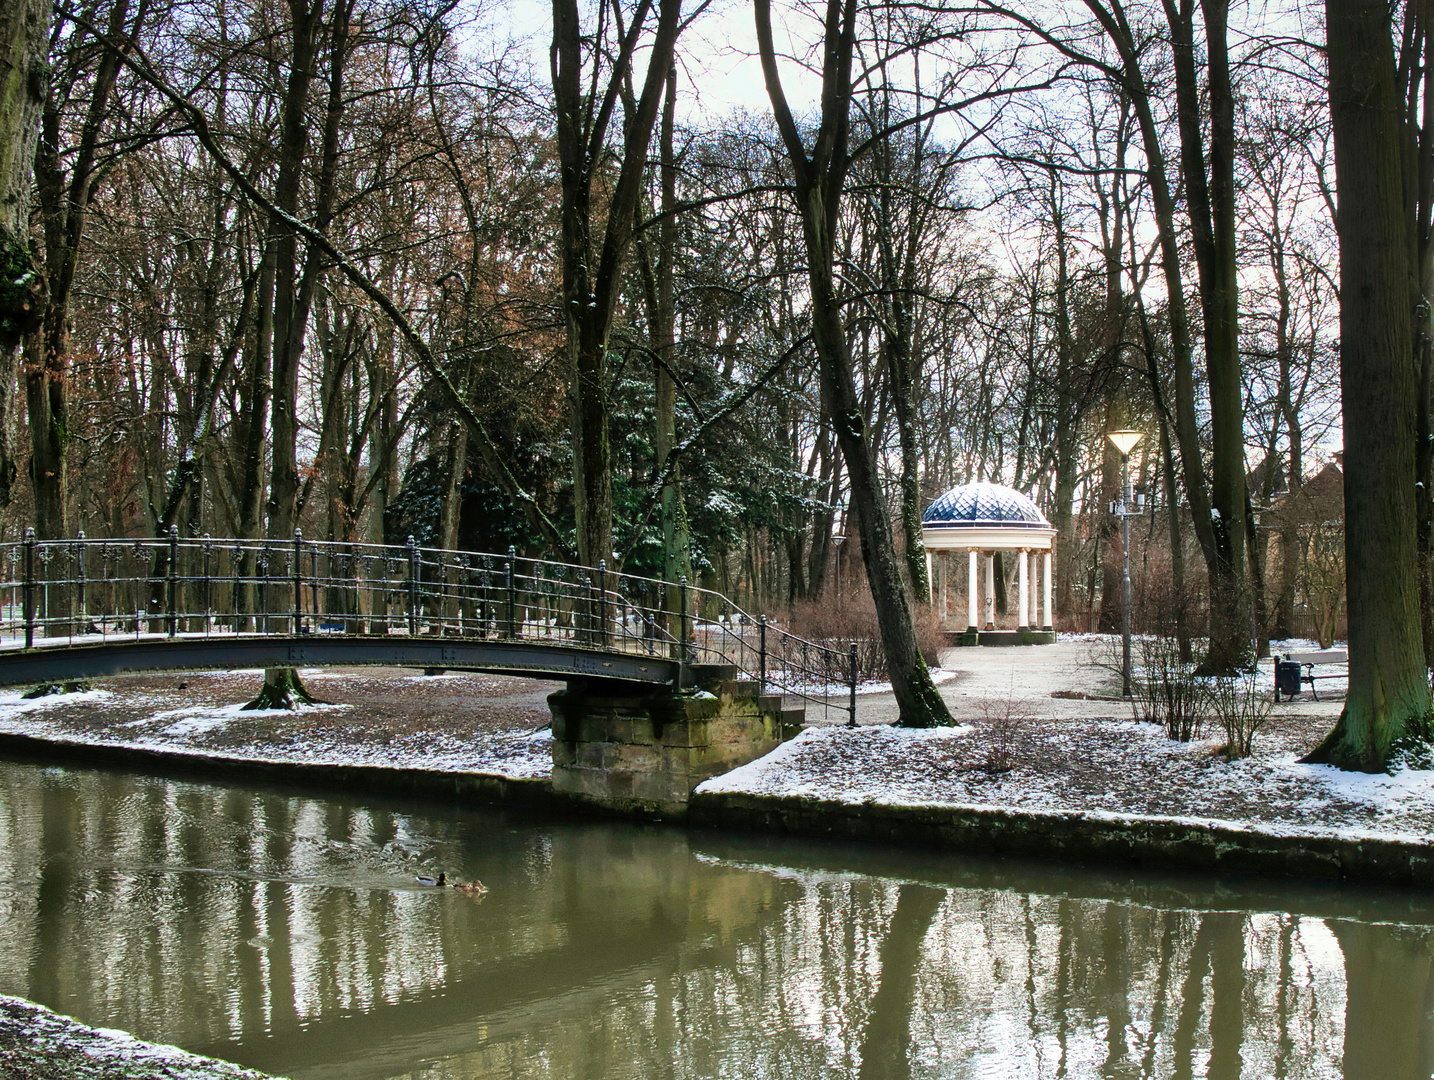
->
1107 430 1144 457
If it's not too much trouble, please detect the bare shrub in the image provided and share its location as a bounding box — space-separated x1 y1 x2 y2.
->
1132 561 1204 663
909 601 947 667
1108 573 1209 740
974 691 1033 774
1208 673 1272 759
1132 630 1206 741
786 594 883 681
786 585 945 682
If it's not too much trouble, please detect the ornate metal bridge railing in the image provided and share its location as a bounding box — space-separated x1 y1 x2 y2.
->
1 529 859 724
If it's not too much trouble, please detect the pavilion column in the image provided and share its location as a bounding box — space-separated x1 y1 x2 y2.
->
983 552 996 631
967 549 979 632
1029 551 1039 627
1017 550 1029 629
937 555 947 622
1042 550 1053 631
925 551 933 606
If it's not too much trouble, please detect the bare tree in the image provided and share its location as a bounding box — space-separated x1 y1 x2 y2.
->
552 0 684 568
754 0 955 726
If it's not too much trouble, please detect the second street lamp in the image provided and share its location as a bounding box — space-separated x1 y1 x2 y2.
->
1107 429 1144 697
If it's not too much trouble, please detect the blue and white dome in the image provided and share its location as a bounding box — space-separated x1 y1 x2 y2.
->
923 482 1050 530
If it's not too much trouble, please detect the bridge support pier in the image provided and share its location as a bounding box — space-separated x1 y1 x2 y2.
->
549 665 800 818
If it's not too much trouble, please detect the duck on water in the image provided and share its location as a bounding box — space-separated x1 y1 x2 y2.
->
416 872 486 894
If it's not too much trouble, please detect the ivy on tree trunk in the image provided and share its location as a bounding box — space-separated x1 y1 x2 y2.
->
244 667 317 711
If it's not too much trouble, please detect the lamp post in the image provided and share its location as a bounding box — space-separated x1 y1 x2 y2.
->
832 534 846 608
1108 429 1145 697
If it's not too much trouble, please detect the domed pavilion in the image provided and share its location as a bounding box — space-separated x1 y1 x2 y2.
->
921 482 1057 644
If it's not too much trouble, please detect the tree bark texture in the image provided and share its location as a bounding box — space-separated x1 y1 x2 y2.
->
1398 2 1434 672
245 666 316 710
1307 0 1432 770
0 0 47 426
0 0 47 512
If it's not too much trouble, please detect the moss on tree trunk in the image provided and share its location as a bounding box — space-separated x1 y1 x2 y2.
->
244 667 316 710
1304 0 1434 771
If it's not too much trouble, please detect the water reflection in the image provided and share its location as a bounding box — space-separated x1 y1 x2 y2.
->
1 759 1432 1078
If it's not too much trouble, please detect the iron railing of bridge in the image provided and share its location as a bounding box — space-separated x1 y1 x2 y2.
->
1 528 860 724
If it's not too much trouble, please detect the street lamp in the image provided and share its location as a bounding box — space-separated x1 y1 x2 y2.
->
832 534 846 608
1108 429 1145 697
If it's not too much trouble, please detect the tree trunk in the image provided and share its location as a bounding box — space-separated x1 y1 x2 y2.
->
1094 0 1246 671
635 64 692 609
265 0 329 545
1307 0 1432 771
1051 196 1078 622
1159 414 1192 662
26 0 138 539
1097 400 1122 634
0 0 48 508
1166 0 1249 672
244 667 316 711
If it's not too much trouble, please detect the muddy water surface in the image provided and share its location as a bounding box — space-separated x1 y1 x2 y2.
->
0 758 1431 1079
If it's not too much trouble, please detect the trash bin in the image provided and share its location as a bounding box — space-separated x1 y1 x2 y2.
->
1275 659 1303 701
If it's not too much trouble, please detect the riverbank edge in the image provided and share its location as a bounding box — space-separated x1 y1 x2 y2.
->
686 789 1434 886
0 731 555 811
0 995 281 1080
4 729 1433 887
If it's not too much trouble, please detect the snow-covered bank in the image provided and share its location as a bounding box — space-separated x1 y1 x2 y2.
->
697 719 1434 845
0 669 556 779
0 996 278 1080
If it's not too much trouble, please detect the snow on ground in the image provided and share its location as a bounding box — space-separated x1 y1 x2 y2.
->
697 718 1434 843
0 995 275 1079
776 666 958 698
0 687 113 712
0 668 558 778
702 636 1434 845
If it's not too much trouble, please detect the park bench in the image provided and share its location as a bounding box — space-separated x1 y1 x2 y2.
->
1273 649 1348 702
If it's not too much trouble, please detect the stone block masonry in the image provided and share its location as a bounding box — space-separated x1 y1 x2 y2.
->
686 790 1434 888
548 666 801 817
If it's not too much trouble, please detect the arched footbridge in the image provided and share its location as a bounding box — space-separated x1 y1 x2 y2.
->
0 529 858 722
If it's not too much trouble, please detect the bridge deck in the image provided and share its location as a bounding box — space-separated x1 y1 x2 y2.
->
0 633 682 688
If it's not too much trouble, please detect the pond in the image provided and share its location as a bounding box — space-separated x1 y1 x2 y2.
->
0 757 1430 1079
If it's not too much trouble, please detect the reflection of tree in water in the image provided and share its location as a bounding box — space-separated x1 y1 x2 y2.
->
1332 920 1434 1080
0 768 482 1046
1 760 1433 1079
857 884 945 1080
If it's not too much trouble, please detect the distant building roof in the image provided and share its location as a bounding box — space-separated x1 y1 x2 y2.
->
1269 463 1343 527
